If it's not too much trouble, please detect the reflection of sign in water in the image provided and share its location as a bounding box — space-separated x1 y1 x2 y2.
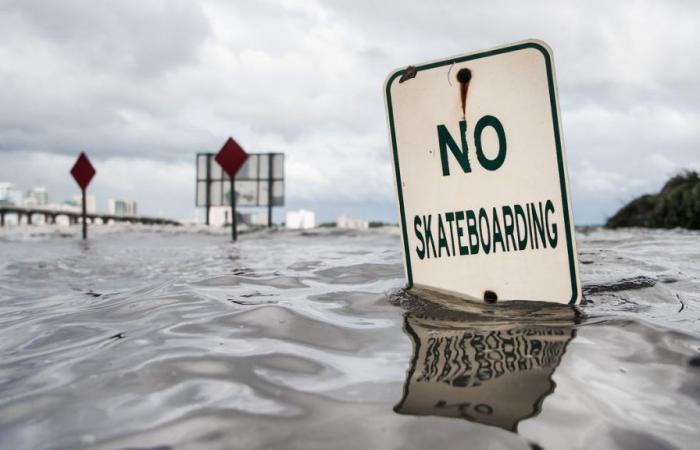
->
395 313 575 432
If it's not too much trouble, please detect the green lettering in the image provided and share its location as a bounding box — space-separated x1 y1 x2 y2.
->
526 203 534 249
545 200 558 248
437 214 450 257
438 120 471 176
474 115 507 171
501 205 516 251
423 215 437 258
455 211 468 256
532 202 546 249
492 207 505 253
414 215 425 260
445 212 457 257
478 208 491 254
514 204 528 250
466 209 479 255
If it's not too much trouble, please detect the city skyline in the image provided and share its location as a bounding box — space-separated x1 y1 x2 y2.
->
0 180 137 216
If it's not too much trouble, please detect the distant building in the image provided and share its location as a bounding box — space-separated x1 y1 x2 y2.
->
208 206 228 226
336 215 369 230
0 182 22 206
248 213 270 226
62 199 80 211
27 187 48 206
207 206 247 227
0 183 11 200
87 195 96 214
50 200 81 226
72 194 96 214
108 199 137 217
286 209 315 229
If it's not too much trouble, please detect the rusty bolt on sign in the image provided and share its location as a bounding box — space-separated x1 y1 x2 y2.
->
399 65 417 83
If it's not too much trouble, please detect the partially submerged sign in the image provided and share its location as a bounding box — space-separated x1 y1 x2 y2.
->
384 40 580 304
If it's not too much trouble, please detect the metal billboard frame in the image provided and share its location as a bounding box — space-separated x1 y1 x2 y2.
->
196 152 285 226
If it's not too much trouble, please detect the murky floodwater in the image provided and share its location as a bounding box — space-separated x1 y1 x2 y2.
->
1 225 698 449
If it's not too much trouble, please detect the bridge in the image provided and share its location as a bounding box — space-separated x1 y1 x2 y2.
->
0 206 181 227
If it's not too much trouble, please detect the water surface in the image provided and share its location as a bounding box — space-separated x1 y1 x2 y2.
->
0 225 698 449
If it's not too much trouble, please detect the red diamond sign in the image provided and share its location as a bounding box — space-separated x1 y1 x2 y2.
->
215 137 248 177
70 152 96 191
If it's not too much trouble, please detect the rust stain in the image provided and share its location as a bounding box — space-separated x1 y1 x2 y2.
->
457 68 472 119
399 66 417 83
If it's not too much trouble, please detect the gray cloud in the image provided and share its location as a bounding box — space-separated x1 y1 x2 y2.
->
0 0 698 223
5 0 211 76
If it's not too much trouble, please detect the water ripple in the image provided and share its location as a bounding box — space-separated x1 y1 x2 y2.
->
0 226 698 449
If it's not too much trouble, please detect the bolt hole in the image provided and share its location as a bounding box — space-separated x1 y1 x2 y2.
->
457 68 472 84
483 290 498 303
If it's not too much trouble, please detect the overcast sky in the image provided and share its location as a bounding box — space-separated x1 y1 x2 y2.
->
0 0 698 224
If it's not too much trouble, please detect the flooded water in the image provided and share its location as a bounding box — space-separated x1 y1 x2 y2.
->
1 225 699 449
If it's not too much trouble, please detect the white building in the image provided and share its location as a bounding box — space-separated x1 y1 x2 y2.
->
72 194 96 213
108 199 137 217
0 182 22 206
27 187 48 206
208 206 231 227
248 212 270 226
286 209 315 229
50 201 82 226
336 215 369 230
206 208 268 227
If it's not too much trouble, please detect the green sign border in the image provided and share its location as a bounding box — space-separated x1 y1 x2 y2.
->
385 41 580 305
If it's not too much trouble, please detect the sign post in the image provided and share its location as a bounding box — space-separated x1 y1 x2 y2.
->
81 189 87 238
70 152 96 240
215 137 249 241
384 40 581 304
230 173 236 240
205 154 211 226
268 160 273 227
196 152 284 228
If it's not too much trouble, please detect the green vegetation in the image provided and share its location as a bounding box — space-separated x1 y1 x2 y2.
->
606 171 700 229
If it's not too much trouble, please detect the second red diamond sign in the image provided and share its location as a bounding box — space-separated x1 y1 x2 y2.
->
215 137 248 177
70 152 96 191
215 137 249 242
69 152 96 240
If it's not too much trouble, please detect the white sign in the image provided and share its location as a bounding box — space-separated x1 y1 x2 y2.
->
384 40 581 304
